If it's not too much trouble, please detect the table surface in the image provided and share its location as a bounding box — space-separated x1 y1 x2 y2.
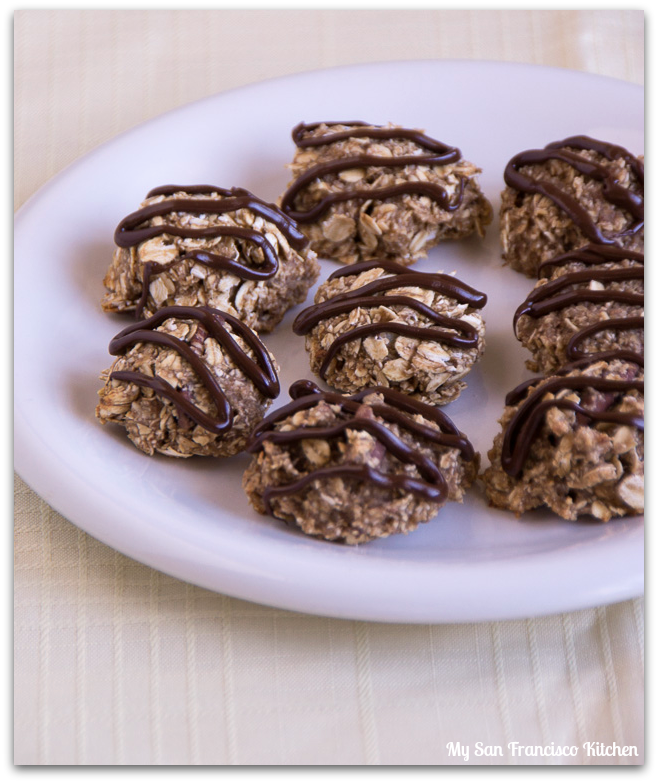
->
14 9 644 766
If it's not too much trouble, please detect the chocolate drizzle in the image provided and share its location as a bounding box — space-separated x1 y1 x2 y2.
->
501 355 644 478
280 122 465 223
114 185 309 318
566 317 644 361
504 352 644 407
537 244 644 278
247 379 475 514
504 136 644 245
291 122 462 155
293 258 486 379
108 305 279 435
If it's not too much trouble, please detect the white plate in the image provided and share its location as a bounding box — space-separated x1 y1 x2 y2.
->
14 61 644 624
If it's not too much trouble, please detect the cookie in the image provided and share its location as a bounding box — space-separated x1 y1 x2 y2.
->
96 305 280 457
292 258 487 405
279 121 492 265
482 354 644 521
500 136 644 276
102 185 320 332
243 380 479 544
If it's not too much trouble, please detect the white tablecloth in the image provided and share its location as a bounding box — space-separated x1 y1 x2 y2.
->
14 9 644 766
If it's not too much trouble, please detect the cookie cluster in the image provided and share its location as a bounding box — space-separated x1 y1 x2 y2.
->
96 186 320 458
95 122 643 542
483 139 644 521
94 119 491 543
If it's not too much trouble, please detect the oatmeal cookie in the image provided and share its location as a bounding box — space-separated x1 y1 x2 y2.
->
482 354 644 521
243 380 479 544
514 246 644 374
279 121 492 265
500 136 644 276
292 258 487 405
102 185 320 332
96 305 280 457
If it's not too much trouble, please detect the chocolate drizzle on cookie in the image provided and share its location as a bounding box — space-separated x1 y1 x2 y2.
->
501 356 644 478
513 266 644 327
504 136 644 245
114 185 309 317
108 305 279 435
280 122 465 223
293 258 487 380
247 379 475 514
537 244 644 278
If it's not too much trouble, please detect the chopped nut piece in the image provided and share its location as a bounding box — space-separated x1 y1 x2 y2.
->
617 473 644 510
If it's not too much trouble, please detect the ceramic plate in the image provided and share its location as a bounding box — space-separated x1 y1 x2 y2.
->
14 61 644 623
